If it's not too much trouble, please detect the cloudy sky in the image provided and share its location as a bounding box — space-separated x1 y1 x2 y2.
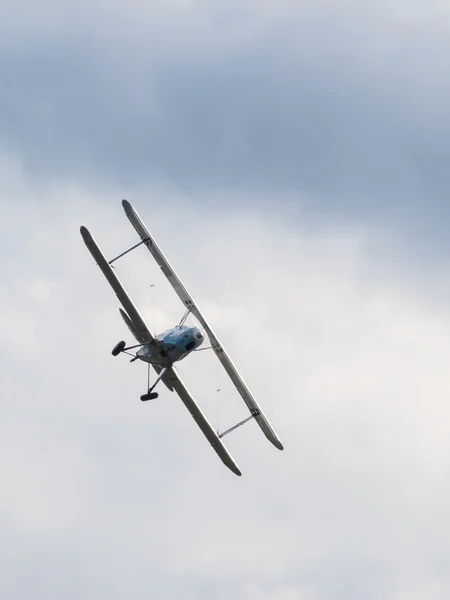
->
2 1 450 598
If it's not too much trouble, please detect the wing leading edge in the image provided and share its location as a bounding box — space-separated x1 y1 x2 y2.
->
122 199 284 451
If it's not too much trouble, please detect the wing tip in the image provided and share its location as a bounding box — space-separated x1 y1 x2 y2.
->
263 426 284 451
80 225 91 243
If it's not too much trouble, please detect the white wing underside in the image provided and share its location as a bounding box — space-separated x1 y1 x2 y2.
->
80 225 242 476
122 199 283 451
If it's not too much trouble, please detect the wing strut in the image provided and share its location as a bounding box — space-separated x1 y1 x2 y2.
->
218 413 258 439
108 238 150 265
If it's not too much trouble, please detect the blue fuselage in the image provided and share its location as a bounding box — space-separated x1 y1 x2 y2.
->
136 325 204 366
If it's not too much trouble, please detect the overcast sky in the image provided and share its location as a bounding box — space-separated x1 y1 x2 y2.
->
2 1 450 599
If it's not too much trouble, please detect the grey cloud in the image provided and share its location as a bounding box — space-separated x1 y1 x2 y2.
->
3 4 450 598
3 190 450 598
1 0 450 236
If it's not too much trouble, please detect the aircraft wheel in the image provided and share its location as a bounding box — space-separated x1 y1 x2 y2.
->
112 340 126 356
140 392 159 401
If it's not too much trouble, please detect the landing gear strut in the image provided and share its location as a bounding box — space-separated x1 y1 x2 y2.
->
140 366 169 402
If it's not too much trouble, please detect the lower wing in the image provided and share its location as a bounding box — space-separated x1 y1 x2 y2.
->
166 367 242 476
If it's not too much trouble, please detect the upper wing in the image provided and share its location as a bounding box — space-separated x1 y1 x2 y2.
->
164 367 241 476
122 200 283 451
80 226 154 345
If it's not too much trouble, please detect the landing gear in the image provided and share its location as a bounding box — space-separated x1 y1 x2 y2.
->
112 340 126 356
140 365 170 403
140 392 159 401
111 342 169 402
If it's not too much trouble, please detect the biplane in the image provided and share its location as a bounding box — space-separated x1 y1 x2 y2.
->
80 200 283 476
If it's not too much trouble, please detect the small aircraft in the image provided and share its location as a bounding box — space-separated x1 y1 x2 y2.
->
80 200 283 476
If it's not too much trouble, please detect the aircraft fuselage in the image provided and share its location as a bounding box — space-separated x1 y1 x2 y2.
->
136 325 204 366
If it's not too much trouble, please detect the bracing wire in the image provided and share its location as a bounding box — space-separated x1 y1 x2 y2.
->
215 360 221 433
149 283 157 335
